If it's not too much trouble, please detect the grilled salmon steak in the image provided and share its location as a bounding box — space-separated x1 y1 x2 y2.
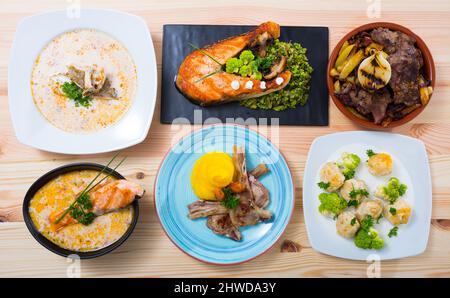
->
49 180 144 231
176 21 291 106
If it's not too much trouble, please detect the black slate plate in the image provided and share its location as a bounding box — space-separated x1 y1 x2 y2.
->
161 24 329 125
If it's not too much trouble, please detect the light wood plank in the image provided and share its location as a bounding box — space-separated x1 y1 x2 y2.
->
0 0 450 277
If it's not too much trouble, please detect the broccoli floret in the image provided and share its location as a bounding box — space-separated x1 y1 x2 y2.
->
338 152 361 170
248 60 258 72
354 227 385 249
360 215 374 230
377 177 407 203
248 61 262 79
354 216 384 250
225 58 243 73
239 50 254 65
251 71 262 80
318 192 347 216
337 153 361 180
239 65 252 77
342 168 356 180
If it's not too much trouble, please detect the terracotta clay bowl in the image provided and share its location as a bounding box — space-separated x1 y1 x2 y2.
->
327 22 435 129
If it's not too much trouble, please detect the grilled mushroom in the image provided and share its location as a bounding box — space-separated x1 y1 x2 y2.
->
263 56 287 80
250 31 273 57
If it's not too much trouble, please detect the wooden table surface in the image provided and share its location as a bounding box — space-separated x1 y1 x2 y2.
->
1 0 449 278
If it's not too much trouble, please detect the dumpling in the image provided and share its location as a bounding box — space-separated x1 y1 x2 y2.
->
356 199 383 221
319 162 345 192
367 153 393 176
383 199 412 225
336 211 360 238
340 179 368 203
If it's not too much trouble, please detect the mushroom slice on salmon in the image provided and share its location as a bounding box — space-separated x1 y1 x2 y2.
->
49 180 144 231
176 21 291 106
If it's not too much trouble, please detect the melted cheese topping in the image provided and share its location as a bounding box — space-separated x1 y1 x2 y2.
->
29 170 133 252
31 29 137 133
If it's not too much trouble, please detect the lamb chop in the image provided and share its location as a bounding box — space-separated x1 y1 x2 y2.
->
249 175 270 208
206 160 271 241
249 163 269 178
228 146 272 228
207 214 242 241
187 201 228 219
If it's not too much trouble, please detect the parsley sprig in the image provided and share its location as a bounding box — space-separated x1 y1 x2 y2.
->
366 149 376 158
361 215 374 231
55 153 127 225
317 181 330 190
347 199 359 207
349 186 369 200
388 227 399 238
343 169 355 180
389 207 397 215
220 187 240 209
61 82 92 107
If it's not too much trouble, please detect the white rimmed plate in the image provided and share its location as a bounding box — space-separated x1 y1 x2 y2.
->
8 9 157 154
303 131 432 260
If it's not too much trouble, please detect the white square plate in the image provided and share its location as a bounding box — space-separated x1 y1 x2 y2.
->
303 131 432 260
8 9 157 154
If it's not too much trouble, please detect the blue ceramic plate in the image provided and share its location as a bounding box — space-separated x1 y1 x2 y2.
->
154 124 294 264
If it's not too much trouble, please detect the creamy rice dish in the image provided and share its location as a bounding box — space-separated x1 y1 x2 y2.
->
29 170 133 252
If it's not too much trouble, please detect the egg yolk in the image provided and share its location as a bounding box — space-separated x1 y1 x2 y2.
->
191 152 235 200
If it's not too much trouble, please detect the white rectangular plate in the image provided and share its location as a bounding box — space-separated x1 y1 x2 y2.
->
8 9 157 154
303 131 432 260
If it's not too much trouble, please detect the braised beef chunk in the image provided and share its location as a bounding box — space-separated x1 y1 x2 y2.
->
371 89 393 124
341 85 392 124
369 28 400 54
371 28 423 106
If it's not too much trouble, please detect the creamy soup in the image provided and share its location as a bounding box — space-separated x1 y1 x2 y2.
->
31 29 137 133
29 170 133 252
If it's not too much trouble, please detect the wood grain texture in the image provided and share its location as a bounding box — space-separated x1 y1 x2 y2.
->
0 0 450 277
